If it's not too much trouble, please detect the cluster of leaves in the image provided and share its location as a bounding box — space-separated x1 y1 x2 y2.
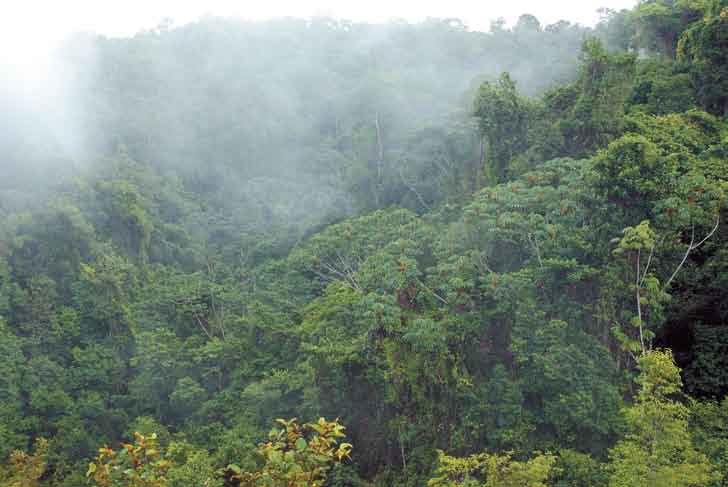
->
0 439 48 487
231 418 352 487
427 450 556 487
82 418 348 487
87 433 173 487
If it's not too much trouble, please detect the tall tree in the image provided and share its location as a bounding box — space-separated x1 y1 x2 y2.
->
608 350 718 486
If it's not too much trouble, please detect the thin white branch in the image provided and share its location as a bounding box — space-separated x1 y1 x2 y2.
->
663 211 720 289
694 211 721 248
527 233 543 269
398 165 431 211
193 312 213 340
636 248 644 353
639 242 655 287
419 279 449 305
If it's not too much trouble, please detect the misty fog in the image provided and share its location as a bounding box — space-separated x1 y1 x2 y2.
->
1 14 597 243
2 1 728 485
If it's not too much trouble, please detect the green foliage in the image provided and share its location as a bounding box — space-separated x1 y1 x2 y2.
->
0 320 27 460
552 450 607 487
0 438 48 487
678 6 728 116
87 433 173 487
166 442 222 487
608 350 719 487
474 73 532 183
231 418 352 487
592 135 666 209
87 433 223 487
628 58 696 114
685 325 728 398
0 4 727 487
561 39 636 157
632 0 706 57
690 398 728 486
427 449 557 487
610 221 670 354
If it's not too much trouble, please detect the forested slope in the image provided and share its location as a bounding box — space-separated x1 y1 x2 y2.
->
1 2 727 486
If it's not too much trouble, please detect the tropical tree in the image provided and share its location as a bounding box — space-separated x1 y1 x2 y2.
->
608 350 718 487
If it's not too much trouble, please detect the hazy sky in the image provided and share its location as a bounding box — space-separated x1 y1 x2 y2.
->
1 0 636 75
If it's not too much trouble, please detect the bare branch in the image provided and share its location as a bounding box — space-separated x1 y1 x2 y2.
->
419 279 449 305
694 210 721 248
636 248 644 353
398 165 431 211
315 258 363 292
217 301 226 341
638 241 656 287
193 312 213 340
527 233 543 269
664 211 719 289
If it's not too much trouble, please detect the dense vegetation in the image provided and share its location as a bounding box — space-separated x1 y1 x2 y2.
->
0 1 727 485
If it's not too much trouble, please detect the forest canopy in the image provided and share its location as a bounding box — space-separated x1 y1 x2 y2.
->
1 1 727 486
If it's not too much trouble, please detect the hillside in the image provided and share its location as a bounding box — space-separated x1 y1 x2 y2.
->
1 2 727 486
